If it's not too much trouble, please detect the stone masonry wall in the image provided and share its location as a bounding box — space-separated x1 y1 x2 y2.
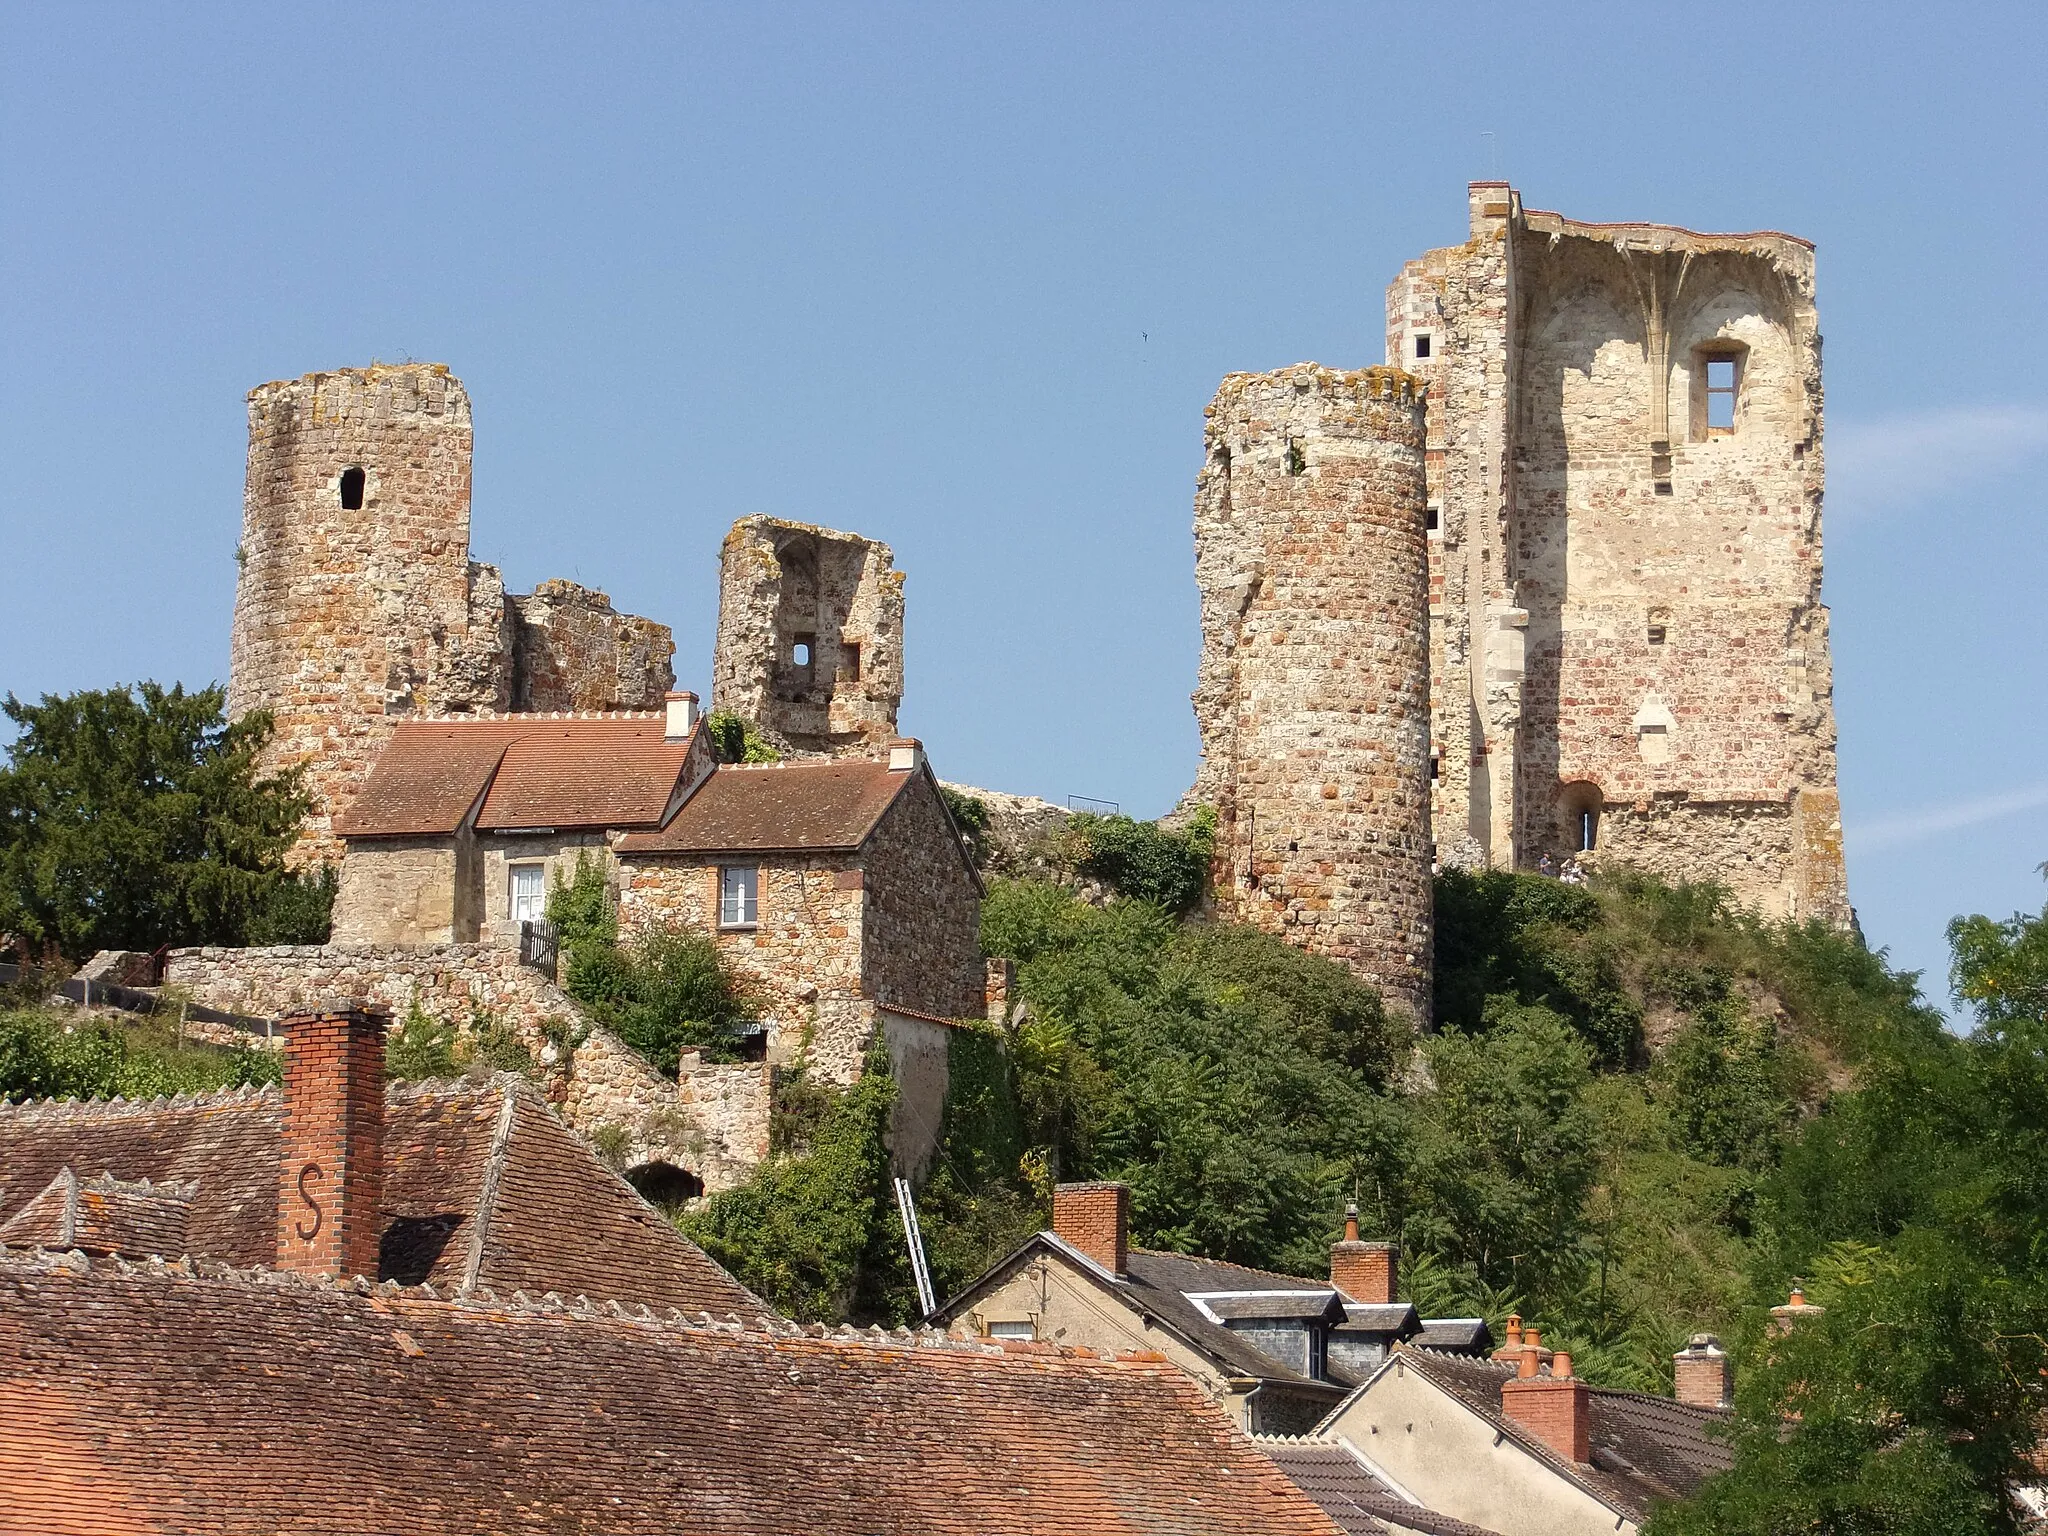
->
1385 187 1849 924
160 944 768 1194
228 364 675 867
860 770 985 1021
711 516 904 756
1190 364 1434 1020
510 580 676 713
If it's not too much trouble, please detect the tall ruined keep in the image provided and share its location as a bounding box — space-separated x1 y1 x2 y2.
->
1387 185 1847 924
711 515 904 756
228 365 675 862
1190 365 1434 1020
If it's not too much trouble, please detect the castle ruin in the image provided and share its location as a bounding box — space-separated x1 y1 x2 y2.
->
1190 365 1435 1020
227 365 675 862
710 515 905 757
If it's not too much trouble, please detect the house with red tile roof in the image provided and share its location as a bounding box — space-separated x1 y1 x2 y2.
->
0 1239 1352 1536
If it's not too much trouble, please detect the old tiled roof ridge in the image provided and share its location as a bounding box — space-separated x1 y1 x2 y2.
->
0 1239 1192 1365
0 1079 280 1121
1130 1244 1346 1293
412 709 664 722
620 755 917 854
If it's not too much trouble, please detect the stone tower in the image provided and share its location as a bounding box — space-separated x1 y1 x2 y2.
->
229 364 675 864
230 365 510 864
711 516 904 756
1388 184 1849 924
1190 365 1434 1020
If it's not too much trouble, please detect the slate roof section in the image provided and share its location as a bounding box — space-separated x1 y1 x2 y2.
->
0 1250 1350 1536
335 714 697 837
1256 1439 1506 1536
1390 1347 1732 1521
1410 1317 1492 1353
621 759 915 854
0 1078 758 1317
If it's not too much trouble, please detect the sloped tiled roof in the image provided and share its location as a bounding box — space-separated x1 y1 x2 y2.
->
0 1078 757 1316
621 759 914 854
0 1171 193 1257
1391 1348 1732 1520
336 714 695 837
1256 1438 1505 1536
0 1250 1350 1536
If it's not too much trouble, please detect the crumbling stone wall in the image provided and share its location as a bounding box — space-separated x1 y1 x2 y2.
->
859 773 985 1021
228 365 673 865
159 943 768 1194
510 581 675 713
1386 186 1849 924
711 516 903 756
1189 364 1434 1020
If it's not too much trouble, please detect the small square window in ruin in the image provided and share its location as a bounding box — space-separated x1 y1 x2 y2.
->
339 466 365 511
1647 624 1666 646
1426 504 1441 535
791 635 814 670
1690 343 1747 441
1705 359 1737 434
719 865 759 928
1413 332 1433 360
842 642 860 681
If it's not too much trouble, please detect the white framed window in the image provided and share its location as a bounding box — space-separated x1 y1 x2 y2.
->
509 862 547 924
988 1320 1036 1341
719 865 759 928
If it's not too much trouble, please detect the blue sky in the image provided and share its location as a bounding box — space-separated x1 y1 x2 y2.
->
4 2 2044 1009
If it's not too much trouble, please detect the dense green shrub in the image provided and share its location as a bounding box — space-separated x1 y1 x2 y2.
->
704 711 780 764
0 1006 279 1102
1067 806 1215 914
938 786 992 869
384 991 535 1082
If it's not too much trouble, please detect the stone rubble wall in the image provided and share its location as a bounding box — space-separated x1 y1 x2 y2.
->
510 580 676 713
1190 364 1434 1020
940 781 1073 876
859 771 986 1022
160 944 768 1194
711 516 904 756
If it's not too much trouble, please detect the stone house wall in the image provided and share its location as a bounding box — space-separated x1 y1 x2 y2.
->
878 1010 951 1178
861 772 985 1021
329 836 472 947
1385 186 1848 925
711 516 904 756
1189 364 1434 1020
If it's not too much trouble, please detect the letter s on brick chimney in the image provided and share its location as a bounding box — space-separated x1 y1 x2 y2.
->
1052 1181 1129 1276
276 1003 389 1280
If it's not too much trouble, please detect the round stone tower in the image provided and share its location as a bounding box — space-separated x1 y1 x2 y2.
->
1189 364 1433 1019
228 364 509 864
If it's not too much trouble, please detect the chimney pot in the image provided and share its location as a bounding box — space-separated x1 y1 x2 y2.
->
1343 1202 1359 1243
1052 1181 1129 1276
1517 1345 1540 1379
1503 1342 1592 1463
1552 1351 1573 1380
664 691 699 741
276 1003 389 1280
887 737 923 772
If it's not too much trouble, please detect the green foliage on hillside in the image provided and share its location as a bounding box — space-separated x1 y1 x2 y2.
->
937 786 992 869
0 1006 280 1103
548 852 758 1072
1062 806 1215 914
383 991 536 1082
0 683 331 959
1649 888 2048 1535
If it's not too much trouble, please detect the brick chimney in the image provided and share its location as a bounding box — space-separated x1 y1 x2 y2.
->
887 737 924 772
1673 1333 1732 1409
1052 1181 1129 1276
276 1003 389 1280
1329 1203 1399 1305
1502 1346 1591 1464
1770 1286 1825 1335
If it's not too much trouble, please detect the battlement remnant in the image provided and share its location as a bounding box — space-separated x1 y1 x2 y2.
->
1190 363 1434 1021
711 516 904 757
228 365 674 863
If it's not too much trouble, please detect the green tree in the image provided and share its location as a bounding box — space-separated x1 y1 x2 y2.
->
0 683 325 958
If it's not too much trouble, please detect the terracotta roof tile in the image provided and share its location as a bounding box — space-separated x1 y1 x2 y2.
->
336 714 696 838
0 1078 756 1316
0 1251 1350 1536
621 759 913 854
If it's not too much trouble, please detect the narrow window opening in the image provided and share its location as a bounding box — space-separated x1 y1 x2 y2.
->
1413 333 1433 360
842 642 861 681
1429 755 1440 782
791 639 812 668
339 467 365 511
1705 358 1737 434
719 865 759 928
1578 807 1599 852
1647 624 1666 646
1284 439 1307 476
1425 504 1441 534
